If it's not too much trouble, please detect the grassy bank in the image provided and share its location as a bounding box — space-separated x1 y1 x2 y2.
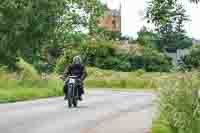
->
150 73 200 133
151 116 173 133
0 80 63 103
0 63 63 103
85 67 158 89
0 65 173 103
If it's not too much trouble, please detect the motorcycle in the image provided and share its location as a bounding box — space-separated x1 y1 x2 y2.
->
65 76 79 108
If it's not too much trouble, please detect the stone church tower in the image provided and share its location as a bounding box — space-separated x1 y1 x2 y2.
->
97 4 121 33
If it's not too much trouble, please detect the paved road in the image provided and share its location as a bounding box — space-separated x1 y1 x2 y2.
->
0 90 156 133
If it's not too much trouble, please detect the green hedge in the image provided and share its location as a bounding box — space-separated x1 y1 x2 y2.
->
181 45 200 71
55 38 172 73
81 41 172 72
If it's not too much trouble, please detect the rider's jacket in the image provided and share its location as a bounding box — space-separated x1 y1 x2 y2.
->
63 64 87 80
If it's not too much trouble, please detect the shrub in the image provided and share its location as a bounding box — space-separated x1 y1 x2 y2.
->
95 57 119 69
137 27 159 49
94 55 131 71
135 69 146 76
96 28 121 40
129 48 172 72
17 59 40 80
55 37 171 72
80 39 115 66
181 45 200 71
80 38 172 72
0 66 9 80
173 35 193 49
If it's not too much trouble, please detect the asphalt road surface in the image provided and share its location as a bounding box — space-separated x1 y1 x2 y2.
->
0 90 156 133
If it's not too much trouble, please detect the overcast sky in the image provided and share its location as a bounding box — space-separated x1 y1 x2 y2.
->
102 0 200 39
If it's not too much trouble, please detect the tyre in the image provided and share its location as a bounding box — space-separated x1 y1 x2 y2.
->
68 98 72 108
73 99 77 107
68 84 73 108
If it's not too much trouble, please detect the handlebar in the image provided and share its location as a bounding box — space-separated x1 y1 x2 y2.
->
68 76 78 78
59 75 79 81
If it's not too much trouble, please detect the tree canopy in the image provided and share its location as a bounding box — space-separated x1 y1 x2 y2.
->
0 0 104 70
146 0 193 50
190 0 200 3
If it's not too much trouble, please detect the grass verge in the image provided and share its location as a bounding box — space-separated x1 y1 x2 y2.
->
85 67 157 89
0 80 63 103
0 66 169 103
150 73 200 133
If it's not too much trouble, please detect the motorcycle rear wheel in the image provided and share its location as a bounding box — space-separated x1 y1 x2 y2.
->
68 98 72 108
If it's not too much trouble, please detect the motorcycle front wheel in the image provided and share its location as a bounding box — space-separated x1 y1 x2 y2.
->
73 98 77 107
68 84 73 108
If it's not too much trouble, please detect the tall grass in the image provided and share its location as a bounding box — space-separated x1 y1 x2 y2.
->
0 60 64 103
151 73 200 133
17 59 40 80
0 66 159 103
0 80 63 103
0 64 161 103
85 67 157 89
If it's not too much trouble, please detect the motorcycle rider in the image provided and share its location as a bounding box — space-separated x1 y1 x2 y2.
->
61 56 87 101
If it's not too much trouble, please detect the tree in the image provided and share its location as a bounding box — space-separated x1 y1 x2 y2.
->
190 0 200 3
0 0 66 69
146 0 192 50
181 45 200 70
0 0 104 70
137 26 159 49
43 0 104 72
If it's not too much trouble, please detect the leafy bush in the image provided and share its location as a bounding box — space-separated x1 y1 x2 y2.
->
129 48 172 72
94 55 131 71
172 35 193 49
55 37 172 72
17 59 40 80
96 28 121 40
137 27 159 49
155 74 200 133
0 66 9 80
135 69 146 76
0 0 67 70
181 45 200 71
80 39 171 72
80 39 115 66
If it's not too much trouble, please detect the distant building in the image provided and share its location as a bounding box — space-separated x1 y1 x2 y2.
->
97 6 121 32
165 41 200 66
192 38 200 45
165 47 190 66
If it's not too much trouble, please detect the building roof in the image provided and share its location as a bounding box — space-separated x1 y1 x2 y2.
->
104 4 121 17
